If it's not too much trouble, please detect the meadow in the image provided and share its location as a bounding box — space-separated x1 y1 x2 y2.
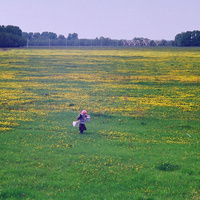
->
0 47 199 200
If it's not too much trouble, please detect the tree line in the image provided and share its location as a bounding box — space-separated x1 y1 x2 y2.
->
0 25 26 47
23 31 124 47
174 30 200 46
1 25 200 47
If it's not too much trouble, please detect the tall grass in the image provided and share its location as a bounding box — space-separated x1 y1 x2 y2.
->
0 47 199 199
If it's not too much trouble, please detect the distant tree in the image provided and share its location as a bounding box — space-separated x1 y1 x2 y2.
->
22 32 33 40
5 25 22 36
183 31 192 46
0 25 6 32
79 39 90 46
93 37 100 46
191 30 200 46
0 25 26 47
41 32 49 38
67 33 78 40
168 40 175 46
160 39 167 46
33 32 40 39
57 39 66 46
110 40 118 46
99 37 111 46
66 33 79 46
28 32 33 39
67 33 72 40
58 34 65 39
0 33 6 47
174 33 182 46
174 30 200 46
48 32 57 40
150 40 156 46
22 32 29 39
118 40 124 46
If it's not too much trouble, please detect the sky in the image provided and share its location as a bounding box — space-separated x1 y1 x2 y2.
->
0 0 200 40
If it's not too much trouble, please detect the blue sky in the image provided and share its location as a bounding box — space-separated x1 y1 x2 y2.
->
0 0 199 40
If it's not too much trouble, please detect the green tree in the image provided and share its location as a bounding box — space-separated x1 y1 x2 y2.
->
191 30 200 46
48 32 57 40
174 30 200 46
150 40 156 46
22 32 33 40
33 32 40 39
160 39 167 46
5 25 22 36
174 33 182 46
58 35 65 39
0 25 26 47
183 31 192 46
41 32 49 38
67 33 78 40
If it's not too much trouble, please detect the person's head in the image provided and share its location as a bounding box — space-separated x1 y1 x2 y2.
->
82 110 87 115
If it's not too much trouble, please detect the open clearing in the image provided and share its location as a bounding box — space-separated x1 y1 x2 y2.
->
0 47 200 199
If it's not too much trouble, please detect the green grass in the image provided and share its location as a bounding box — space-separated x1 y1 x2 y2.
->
0 47 200 199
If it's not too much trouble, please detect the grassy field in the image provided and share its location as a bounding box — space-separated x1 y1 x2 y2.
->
0 47 200 200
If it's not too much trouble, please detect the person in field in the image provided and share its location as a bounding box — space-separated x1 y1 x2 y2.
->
76 110 87 134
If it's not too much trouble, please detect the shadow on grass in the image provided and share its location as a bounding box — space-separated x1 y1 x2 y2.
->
157 162 180 172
